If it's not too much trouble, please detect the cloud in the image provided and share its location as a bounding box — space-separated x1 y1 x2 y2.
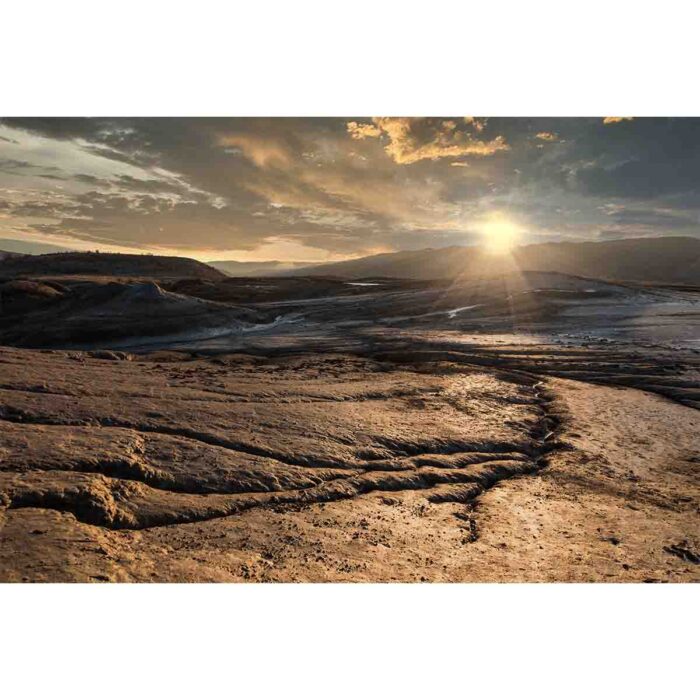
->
3 116 700 259
606 206 699 229
464 117 487 132
0 158 62 175
345 117 509 164
4 117 499 255
219 133 293 169
603 117 634 124
535 132 559 141
576 156 700 200
347 121 382 139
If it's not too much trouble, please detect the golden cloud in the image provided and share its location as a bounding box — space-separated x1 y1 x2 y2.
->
346 117 509 165
219 134 292 169
347 121 383 140
535 131 559 141
603 117 634 124
464 116 487 132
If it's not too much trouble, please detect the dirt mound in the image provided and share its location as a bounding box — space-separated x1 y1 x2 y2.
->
0 279 66 315
0 279 269 348
1 279 64 298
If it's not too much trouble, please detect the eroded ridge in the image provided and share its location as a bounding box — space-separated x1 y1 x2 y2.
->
0 347 560 531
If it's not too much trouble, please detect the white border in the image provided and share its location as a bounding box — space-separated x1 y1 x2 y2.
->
1 583 698 698
2 1 698 116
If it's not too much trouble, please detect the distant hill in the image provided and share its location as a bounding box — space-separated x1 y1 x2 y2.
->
0 250 25 262
208 259 316 277
3 237 697 285
0 252 226 281
292 236 700 285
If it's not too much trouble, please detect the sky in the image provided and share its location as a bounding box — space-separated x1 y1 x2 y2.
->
1 117 699 262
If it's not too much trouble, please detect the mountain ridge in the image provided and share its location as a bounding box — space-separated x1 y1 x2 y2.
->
288 236 700 285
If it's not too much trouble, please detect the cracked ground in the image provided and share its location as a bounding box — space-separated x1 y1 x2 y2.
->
1 344 698 582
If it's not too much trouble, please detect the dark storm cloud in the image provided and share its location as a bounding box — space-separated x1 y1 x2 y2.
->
1 117 105 140
577 156 700 199
560 119 700 200
1 117 699 258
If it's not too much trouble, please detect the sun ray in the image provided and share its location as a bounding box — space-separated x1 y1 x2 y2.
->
477 213 524 254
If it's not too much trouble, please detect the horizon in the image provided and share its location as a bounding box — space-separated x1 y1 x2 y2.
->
2 117 700 263
2 233 697 267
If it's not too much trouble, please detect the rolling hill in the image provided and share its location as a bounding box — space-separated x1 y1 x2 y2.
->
291 236 700 285
0 251 226 281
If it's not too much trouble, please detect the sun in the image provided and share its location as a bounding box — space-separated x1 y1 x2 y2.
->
477 214 523 254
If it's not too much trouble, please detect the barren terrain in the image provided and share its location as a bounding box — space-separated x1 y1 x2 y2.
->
0 254 698 582
1 340 698 582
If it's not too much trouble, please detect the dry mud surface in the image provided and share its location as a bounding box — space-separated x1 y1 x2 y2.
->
1 343 698 582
